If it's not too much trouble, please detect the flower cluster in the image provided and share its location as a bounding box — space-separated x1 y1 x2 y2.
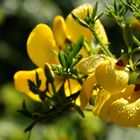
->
78 54 140 127
14 3 107 102
13 1 140 130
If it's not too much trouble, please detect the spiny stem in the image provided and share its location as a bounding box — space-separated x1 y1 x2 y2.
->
90 26 113 58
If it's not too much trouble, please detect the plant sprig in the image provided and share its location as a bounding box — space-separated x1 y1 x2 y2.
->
71 1 113 58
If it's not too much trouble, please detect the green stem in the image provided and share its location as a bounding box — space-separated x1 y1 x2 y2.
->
130 47 140 54
128 45 134 71
129 55 134 71
90 26 113 58
27 131 32 140
133 36 140 46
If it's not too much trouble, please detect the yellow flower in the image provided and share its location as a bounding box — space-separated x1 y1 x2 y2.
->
66 3 108 44
79 55 140 127
78 55 129 108
15 3 106 101
96 84 140 127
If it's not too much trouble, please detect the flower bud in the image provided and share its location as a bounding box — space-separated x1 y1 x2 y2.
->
44 63 55 83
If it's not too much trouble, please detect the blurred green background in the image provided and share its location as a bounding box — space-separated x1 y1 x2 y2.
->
0 0 140 139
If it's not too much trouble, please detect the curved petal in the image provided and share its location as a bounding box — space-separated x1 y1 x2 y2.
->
109 96 140 127
53 16 70 50
14 68 46 101
99 84 135 123
77 54 107 74
65 4 94 43
27 23 59 67
94 20 108 46
93 89 110 115
95 59 129 94
80 73 97 108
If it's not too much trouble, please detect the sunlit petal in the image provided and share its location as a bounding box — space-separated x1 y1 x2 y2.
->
14 68 46 101
110 96 140 127
94 20 108 46
65 4 94 43
53 16 70 50
99 84 135 122
93 89 110 115
80 73 96 108
95 59 129 94
25 91 41 101
77 54 107 74
27 23 59 67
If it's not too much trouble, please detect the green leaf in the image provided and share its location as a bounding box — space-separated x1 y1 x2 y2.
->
118 6 127 16
71 13 89 28
91 1 98 21
67 36 84 67
39 91 46 101
74 104 85 118
28 80 39 94
114 0 118 15
72 36 84 58
22 100 27 110
58 51 67 68
44 63 55 83
128 71 139 84
70 55 83 69
18 110 32 118
94 12 104 21
123 24 133 47
134 59 140 71
35 72 41 88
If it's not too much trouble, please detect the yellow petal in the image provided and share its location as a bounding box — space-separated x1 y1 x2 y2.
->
109 96 140 127
80 73 96 108
64 79 81 96
94 20 108 46
27 23 59 67
25 91 41 102
66 3 108 46
14 68 64 101
95 59 129 94
77 54 107 74
99 84 135 122
53 16 69 50
14 68 46 101
93 89 110 115
65 3 94 43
